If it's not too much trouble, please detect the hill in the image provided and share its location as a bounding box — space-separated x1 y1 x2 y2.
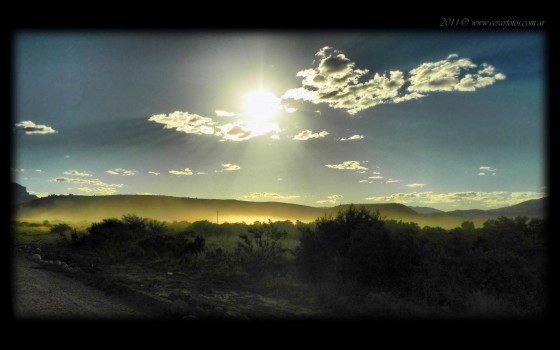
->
408 206 444 215
12 183 38 205
449 197 546 220
14 194 546 229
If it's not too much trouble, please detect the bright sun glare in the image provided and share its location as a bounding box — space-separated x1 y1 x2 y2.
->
243 89 281 120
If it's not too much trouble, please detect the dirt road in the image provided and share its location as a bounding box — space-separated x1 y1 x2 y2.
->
12 254 152 320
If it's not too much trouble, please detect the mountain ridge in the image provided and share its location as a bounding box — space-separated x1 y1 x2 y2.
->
14 193 546 229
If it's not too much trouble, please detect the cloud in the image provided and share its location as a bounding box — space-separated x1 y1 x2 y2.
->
325 160 368 171
28 190 49 198
407 55 506 93
242 192 300 201
293 130 329 141
479 166 497 171
406 183 426 188
197 172 207 175
359 180 368 183
368 175 384 180
15 120 57 135
69 187 118 195
366 191 545 208
35 169 43 173
221 163 241 171
215 110 236 117
11 168 24 173
51 177 123 195
283 106 298 113
386 178 400 183
63 170 92 177
106 168 138 176
282 47 506 115
149 111 217 135
148 171 160 176
340 134 364 141
317 194 343 205
169 168 193 176
478 172 486 176
150 110 281 142
217 121 280 141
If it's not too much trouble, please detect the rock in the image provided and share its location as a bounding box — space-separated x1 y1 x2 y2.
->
54 260 62 265
35 247 42 254
48 260 54 264
29 254 42 262
167 272 174 276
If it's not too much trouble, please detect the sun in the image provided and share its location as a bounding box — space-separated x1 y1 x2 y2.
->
243 89 281 120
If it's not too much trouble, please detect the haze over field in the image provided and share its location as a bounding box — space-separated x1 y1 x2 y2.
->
13 32 546 211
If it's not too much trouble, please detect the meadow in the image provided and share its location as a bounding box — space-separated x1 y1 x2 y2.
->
12 206 547 319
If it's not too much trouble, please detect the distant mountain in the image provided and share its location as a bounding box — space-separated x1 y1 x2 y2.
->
449 197 546 220
12 182 38 205
14 195 546 229
14 195 475 229
408 206 444 215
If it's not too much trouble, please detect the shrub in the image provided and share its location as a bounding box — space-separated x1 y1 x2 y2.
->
235 220 288 274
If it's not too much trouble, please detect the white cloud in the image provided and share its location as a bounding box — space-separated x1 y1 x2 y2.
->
242 192 300 201
406 183 426 188
221 163 241 171
35 169 43 173
28 190 49 198
368 175 384 180
11 168 24 173
150 110 281 142
317 194 343 205
197 172 207 175
372 171 381 175
283 107 298 113
63 170 92 177
69 187 118 195
215 110 236 117
325 160 368 171
293 130 329 141
478 172 486 176
479 166 497 171
15 120 57 135
169 168 194 176
366 191 545 209
149 111 217 135
359 180 368 183
148 171 160 176
106 168 138 176
340 134 364 141
217 120 280 141
282 47 506 115
51 177 123 195
386 178 400 183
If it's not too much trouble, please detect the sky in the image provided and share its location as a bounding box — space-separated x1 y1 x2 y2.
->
12 31 547 210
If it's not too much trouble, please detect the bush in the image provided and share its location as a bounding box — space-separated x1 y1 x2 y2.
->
235 220 288 274
72 214 205 262
296 206 546 313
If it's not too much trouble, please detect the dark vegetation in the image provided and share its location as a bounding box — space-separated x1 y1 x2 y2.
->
17 206 547 317
296 206 546 314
